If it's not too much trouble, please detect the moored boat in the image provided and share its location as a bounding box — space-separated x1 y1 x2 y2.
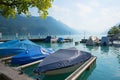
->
0 39 40 57
57 37 64 43
0 39 20 48
100 36 109 46
113 40 120 47
11 46 54 65
0 40 22 57
34 47 92 75
86 36 100 46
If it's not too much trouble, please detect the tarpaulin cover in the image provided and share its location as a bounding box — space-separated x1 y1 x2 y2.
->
57 37 64 43
44 36 51 43
0 40 20 48
34 47 91 73
0 39 41 56
11 46 54 65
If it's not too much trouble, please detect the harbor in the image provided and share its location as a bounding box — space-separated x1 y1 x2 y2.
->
0 55 96 80
0 35 120 80
0 0 120 80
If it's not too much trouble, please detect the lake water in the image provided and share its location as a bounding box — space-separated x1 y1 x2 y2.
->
4 35 119 80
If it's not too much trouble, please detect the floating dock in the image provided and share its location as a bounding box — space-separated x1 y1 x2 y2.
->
0 62 33 80
0 54 96 80
65 56 96 80
0 38 45 42
0 56 43 70
15 59 43 70
0 38 73 43
0 56 44 80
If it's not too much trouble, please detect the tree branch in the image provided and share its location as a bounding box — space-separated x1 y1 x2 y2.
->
0 1 31 6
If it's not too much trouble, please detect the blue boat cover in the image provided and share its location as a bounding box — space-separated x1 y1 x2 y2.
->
57 37 64 43
34 48 91 73
44 36 51 43
0 40 20 48
12 39 40 49
11 46 54 65
0 39 41 56
101 37 109 46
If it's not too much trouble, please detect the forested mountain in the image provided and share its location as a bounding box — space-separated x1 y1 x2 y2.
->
0 15 78 35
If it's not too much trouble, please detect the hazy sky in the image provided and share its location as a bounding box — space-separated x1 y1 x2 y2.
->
30 0 120 33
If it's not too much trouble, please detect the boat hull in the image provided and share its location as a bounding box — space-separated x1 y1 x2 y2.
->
34 48 92 75
37 62 83 75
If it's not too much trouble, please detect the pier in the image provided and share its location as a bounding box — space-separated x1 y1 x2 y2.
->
0 38 45 42
0 62 33 80
65 56 96 80
0 55 96 80
0 38 73 43
15 59 43 70
0 55 44 80
0 56 43 70
0 56 44 80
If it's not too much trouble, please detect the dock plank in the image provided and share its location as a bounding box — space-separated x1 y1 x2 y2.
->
0 63 33 80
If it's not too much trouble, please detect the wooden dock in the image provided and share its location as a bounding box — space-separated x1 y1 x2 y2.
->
0 56 96 80
0 56 43 70
0 55 44 80
65 56 96 80
0 62 33 80
0 38 45 42
0 38 73 43
15 59 43 70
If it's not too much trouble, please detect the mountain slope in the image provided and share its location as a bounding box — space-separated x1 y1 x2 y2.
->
0 15 78 35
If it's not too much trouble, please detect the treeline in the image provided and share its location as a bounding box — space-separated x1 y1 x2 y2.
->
108 24 120 35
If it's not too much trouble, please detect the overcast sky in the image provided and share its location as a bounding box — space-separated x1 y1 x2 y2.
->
30 0 120 33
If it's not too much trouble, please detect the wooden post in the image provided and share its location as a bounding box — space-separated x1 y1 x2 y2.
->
16 33 18 39
0 32 2 40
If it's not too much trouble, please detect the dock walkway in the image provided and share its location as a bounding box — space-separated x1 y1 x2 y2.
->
0 62 33 80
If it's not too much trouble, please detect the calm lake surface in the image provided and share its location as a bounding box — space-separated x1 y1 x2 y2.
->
22 35 120 80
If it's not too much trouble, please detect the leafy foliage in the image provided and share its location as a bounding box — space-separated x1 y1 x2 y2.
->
0 0 54 18
108 25 120 35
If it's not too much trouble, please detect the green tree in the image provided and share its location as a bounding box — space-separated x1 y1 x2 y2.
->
0 0 54 18
108 26 120 35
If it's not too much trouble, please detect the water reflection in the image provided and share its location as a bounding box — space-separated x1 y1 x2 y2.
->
117 55 120 64
111 47 120 64
100 46 109 54
86 45 99 51
39 72 72 80
36 42 51 48
78 62 96 80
